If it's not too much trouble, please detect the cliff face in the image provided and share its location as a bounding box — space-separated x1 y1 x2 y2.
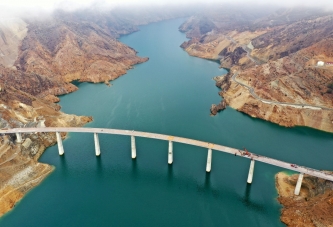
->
276 172 333 226
181 6 333 132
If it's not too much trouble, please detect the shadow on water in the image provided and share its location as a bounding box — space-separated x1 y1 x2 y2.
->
131 159 138 178
167 164 174 184
59 155 68 175
240 183 264 213
96 156 103 175
204 172 211 189
196 172 211 194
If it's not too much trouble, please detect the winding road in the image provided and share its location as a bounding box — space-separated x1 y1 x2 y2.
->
231 72 333 111
223 35 333 110
225 36 333 110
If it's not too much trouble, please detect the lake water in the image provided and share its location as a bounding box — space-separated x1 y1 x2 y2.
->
1 18 333 227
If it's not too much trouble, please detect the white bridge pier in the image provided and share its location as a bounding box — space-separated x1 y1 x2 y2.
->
94 133 101 156
56 132 64 156
131 135 136 159
206 148 212 173
247 160 255 184
1 127 332 195
168 140 173 164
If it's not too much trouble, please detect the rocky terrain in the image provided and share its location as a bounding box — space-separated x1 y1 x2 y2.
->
276 172 333 226
180 6 333 132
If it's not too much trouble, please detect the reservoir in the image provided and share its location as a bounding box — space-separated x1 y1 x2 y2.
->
1 18 333 227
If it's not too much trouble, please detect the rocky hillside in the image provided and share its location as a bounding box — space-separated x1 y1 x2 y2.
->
17 15 148 84
0 6 193 216
180 6 333 132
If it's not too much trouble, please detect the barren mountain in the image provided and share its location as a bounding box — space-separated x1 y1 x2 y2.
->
180 7 333 133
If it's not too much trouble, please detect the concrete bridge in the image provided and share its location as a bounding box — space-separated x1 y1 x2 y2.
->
1 127 332 196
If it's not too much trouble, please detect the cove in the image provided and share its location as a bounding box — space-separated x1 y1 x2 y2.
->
1 18 333 227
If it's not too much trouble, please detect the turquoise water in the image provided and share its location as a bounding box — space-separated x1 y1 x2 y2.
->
1 18 333 227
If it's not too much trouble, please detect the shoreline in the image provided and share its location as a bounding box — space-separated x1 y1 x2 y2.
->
0 164 54 217
0 115 92 217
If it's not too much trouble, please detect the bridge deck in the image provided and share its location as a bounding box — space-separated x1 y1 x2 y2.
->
1 127 332 181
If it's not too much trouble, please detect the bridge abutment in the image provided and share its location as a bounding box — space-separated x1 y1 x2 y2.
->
94 133 101 156
294 173 304 195
247 160 255 184
206 148 212 172
56 132 64 155
168 141 173 164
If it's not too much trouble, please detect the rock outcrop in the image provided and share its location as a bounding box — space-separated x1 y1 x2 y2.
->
210 100 226 115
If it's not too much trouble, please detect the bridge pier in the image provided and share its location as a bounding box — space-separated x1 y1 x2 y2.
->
94 133 101 156
247 159 255 184
56 132 64 155
206 148 212 172
168 141 173 164
131 135 136 159
294 173 304 195
15 133 22 143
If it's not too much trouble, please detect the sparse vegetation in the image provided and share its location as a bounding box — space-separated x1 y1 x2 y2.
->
327 82 333 90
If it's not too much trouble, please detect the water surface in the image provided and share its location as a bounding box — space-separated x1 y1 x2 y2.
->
1 18 333 227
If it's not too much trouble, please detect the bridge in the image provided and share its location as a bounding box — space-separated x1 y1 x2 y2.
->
1 127 332 196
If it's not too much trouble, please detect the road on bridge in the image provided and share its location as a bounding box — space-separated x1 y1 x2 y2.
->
1 127 333 182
